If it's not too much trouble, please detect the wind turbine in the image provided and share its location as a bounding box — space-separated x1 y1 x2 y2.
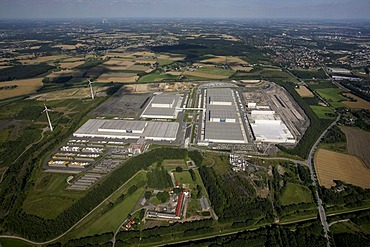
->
88 79 95 99
42 104 53 132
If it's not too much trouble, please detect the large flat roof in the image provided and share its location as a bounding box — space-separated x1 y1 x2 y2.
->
203 87 248 144
74 119 179 141
100 120 146 131
204 122 245 143
142 107 177 118
208 108 238 119
151 95 176 105
250 120 295 143
141 93 182 119
207 88 234 103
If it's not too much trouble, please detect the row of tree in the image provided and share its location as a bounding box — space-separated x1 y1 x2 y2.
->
4 148 203 241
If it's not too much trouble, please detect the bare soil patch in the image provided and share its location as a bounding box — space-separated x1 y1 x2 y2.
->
295 85 314 98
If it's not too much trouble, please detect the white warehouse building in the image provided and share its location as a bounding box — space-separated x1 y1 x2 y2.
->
141 93 183 119
74 119 179 141
249 109 295 144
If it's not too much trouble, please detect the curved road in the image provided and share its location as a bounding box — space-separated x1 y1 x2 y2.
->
0 113 340 246
0 170 146 246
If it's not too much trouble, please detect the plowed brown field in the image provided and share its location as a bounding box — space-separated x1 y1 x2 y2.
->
314 149 370 189
340 126 370 168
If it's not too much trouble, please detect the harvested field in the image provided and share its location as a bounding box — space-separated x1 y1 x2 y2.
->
226 56 249 64
96 72 138 83
0 66 12 70
47 70 84 78
156 54 185 61
343 93 370 110
131 51 155 57
295 85 314 97
314 149 370 189
200 56 227 64
104 59 135 67
127 64 153 72
59 61 85 69
53 44 85 50
21 55 66 64
63 57 84 62
340 126 370 168
31 87 108 101
135 59 156 65
200 56 248 65
184 71 230 79
231 65 253 72
165 71 183 76
102 53 128 59
0 78 43 100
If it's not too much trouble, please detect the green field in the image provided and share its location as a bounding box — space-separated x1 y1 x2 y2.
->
0 238 33 247
197 67 234 76
310 105 336 119
330 221 363 234
157 59 175 66
0 128 10 142
162 159 187 171
138 73 178 82
77 187 144 237
174 171 194 184
280 183 313 206
162 159 186 166
22 173 85 219
316 88 347 108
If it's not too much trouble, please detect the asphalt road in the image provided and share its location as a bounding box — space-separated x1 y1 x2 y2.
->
306 115 340 247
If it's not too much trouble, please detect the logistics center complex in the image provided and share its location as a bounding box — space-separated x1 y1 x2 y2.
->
73 84 299 146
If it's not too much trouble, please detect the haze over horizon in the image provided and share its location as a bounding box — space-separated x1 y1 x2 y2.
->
0 0 370 20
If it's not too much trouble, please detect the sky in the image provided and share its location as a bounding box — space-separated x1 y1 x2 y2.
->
0 0 369 20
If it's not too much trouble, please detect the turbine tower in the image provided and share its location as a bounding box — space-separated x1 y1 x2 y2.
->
88 79 95 99
42 104 53 131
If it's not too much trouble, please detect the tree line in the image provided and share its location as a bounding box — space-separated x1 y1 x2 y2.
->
3 148 201 241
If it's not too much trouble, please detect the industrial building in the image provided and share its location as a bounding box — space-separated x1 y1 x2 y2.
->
202 88 248 144
141 93 183 119
249 109 295 143
73 119 179 141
